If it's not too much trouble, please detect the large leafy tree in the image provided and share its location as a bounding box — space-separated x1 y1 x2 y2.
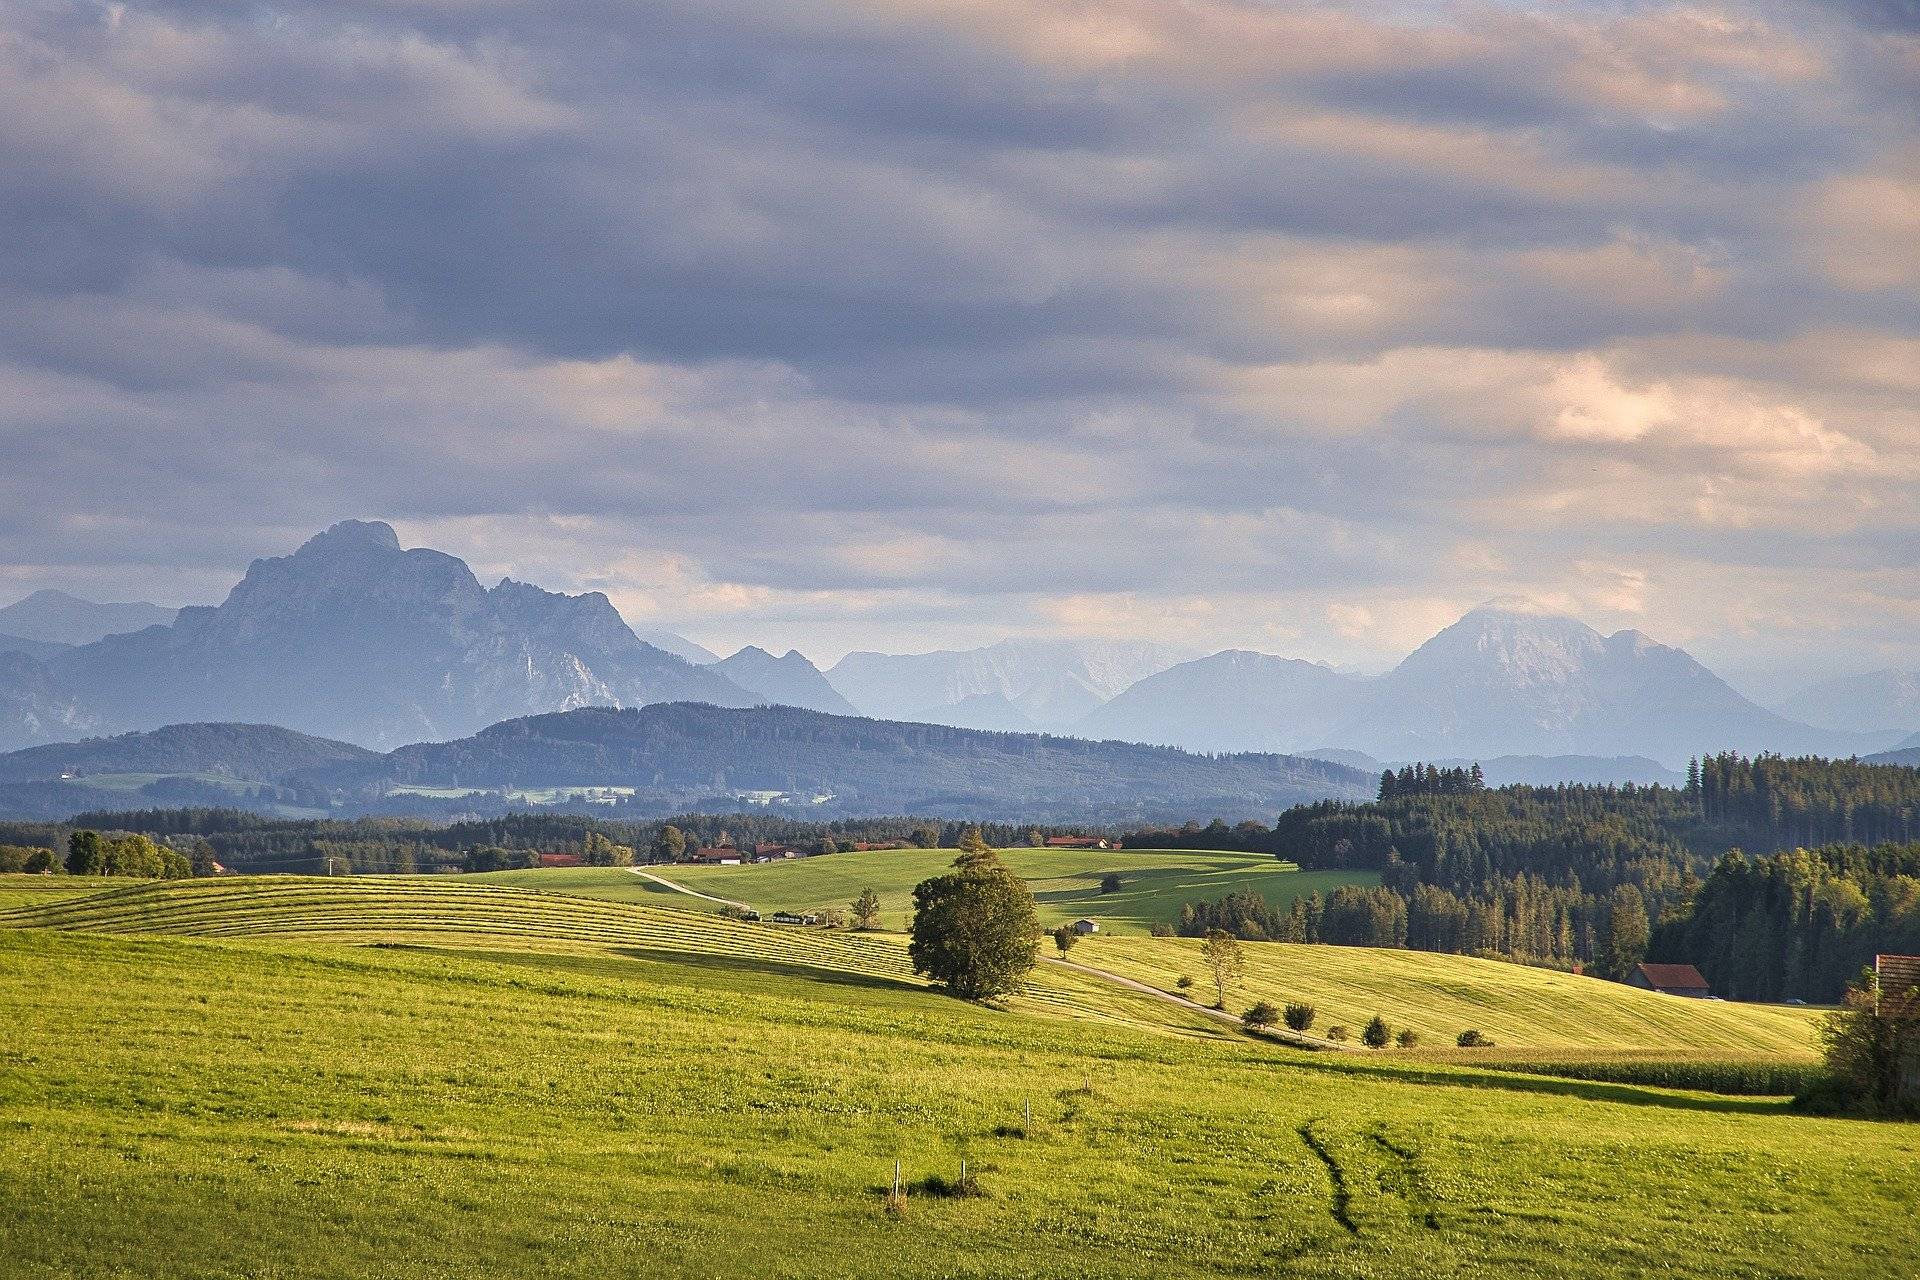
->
909 828 1039 999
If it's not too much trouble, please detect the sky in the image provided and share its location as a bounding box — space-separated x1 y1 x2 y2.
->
0 0 1915 685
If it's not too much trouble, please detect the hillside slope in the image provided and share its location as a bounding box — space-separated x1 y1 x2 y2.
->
2 926 1912 1278
301 702 1375 820
1083 936 1821 1054
0 722 378 784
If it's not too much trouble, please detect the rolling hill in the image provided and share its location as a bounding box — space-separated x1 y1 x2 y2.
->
299 702 1376 820
0 721 378 784
479 847 1375 935
1 874 1906 1278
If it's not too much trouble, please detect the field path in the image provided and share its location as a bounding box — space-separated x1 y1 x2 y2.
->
1043 956 1354 1051
625 867 753 912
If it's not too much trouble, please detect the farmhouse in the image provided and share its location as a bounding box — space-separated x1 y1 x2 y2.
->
1877 954 1920 1007
770 910 821 926
1046 835 1111 849
686 847 744 866
537 853 582 868
754 843 803 859
1070 918 1100 935
1627 962 1711 998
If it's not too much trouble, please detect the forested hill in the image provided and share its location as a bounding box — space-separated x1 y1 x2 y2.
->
298 702 1375 821
0 723 377 785
1125 754 1920 1001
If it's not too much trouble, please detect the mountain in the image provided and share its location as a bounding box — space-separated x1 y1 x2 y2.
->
46 521 758 749
1776 670 1920 735
1326 603 1868 768
0 722 377 784
296 702 1376 822
706 647 859 715
1078 650 1356 752
0 633 71 662
828 638 1190 730
0 589 176 645
634 628 718 664
906 692 1038 733
0 652 100 752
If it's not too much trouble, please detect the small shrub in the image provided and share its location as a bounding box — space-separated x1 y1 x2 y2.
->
1099 872 1123 895
910 1171 986 1199
1325 1025 1349 1042
1457 1029 1492 1048
1283 1002 1316 1032
1149 922 1174 938
1363 1015 1391 1049
1242 1000 1280 1029
1395 1028 1420 1049
1175 975 1194 991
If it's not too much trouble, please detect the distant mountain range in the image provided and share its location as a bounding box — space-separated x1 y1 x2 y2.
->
0 706 1375 822
1776 670 1920 735
1 523 1911 781
0 522 761 751
707 647 859 716
828 639 1191 732
0 589 177 645
1078 604 1893 769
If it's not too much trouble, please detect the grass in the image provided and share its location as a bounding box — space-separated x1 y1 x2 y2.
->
475 847 1374 935
1076 936 1824 1055
2 917 1919 1278
0 873 108 911
0 878 1229 1038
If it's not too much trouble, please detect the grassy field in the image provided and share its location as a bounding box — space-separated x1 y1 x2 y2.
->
1 902 1917 1278
0 873 109 911
476 847 1374 935
1078 936 1824 1055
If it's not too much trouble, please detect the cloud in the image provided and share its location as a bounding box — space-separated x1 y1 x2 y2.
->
0 0 1914 677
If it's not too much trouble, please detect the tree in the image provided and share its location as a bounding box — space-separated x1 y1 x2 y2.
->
1052 924 1078 954
1283 1002 1316 1032
1818 968 1920 1116
1027 829 1045 847
1600 885 1649 981
1362 1015 1391 1048
851 887 882 930
817 835 840 855
67 831 104 876
1098 872 1123 895
1395 1028 1420 1048
1457 1029 1491 1048
582 832 634 867
1198 929 1244 1009
1242 1000 1279 1029
954 826 995 867
651 825 687 863
188 840 221 877
909 842 1039 1000
1325 1025 1349 1042
911 823 942 849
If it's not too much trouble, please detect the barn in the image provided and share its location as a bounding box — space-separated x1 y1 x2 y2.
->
1627 963 1711 998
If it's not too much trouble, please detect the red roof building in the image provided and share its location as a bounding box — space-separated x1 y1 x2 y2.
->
1876 955 1920 1008
538 853 583 868
686 847 744 865
1627 962 1712 998
1045 835 1109 849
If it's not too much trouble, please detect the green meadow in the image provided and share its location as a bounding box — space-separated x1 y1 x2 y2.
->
477 846 1374 934
0 876 1913 1278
